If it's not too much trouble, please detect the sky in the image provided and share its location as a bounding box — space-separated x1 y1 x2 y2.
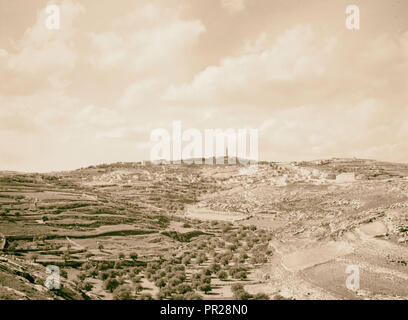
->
0 0 407 172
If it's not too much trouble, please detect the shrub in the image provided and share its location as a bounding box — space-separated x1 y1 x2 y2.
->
173 265 185 272
89 267 99 278
104 278 120 293
239 253 248 262
113 285 132 300
233 290 252 300
231 284 244 293
158 287 172 299
191 273 211 290
98 262 111 271
229 266 248 279
83 262 93 270
176 284 193 294
253 293 269 300
197 253 207 265
174 271 187 282
156 291 167 300
135 284 144 293
99 271 109 280
235 271 247 280
77 272 87 281
217 270 228 281
63 251 70 262
168 277 182 288
231 284 252 300
183 292 203 300
210 263 221 273
60 269 68 279
199 283 212 294
131 275 142 284
82 282 93 292
155 278 166 288
202 268 212 276
201 276 211 284
137 293 153 300
109 270 118 278
250 253 268 264
221 257 230 266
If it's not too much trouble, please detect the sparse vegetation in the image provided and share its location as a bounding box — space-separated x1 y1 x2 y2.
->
1 159 408 300
113 285 132 300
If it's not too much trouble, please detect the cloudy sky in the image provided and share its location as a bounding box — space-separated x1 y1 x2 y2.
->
0 0 407 172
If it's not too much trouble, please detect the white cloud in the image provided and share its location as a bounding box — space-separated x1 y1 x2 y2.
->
221 0 246 13
117 79 163 110
258 99 408 163
362 31 408 67
89 3 205 73
7 0 83 88
1 1 406 171
163 26 337 107
0 91 80 131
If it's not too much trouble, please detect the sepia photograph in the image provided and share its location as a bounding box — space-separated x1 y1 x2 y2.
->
0 0 407 306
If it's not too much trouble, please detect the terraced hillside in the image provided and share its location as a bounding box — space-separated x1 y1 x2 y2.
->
1 159 408 300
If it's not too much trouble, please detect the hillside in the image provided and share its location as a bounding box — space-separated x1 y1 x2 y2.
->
1 158 408 300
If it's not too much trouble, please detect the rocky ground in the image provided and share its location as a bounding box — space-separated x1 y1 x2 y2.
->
0 158 407 300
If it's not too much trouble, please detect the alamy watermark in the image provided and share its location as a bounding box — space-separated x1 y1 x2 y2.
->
345 5 360 30
345 265 360 291
44 4 360 31
45 265 60 290
45 4 60 30
150 121 259 170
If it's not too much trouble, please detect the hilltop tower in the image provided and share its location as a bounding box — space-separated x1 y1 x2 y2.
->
223 147 229 164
